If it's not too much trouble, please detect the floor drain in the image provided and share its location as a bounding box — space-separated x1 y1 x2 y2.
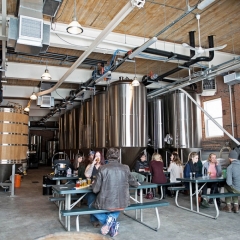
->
32 181 39 183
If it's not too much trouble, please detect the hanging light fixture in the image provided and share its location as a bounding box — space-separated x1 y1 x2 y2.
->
41 62 52 80
66 0 83 35
24 100 31 112
30 92 37 100
131 59 140 87
132 77 140 87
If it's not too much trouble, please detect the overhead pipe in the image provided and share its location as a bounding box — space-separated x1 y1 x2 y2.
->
5 47 107 66
179 88 240 146
147 58 240 98
229 85 234 137
36 0 142 97
189 31 196 58
142 48 190 62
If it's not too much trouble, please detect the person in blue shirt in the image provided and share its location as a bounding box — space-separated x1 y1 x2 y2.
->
184 152 209 208
184 152 202 178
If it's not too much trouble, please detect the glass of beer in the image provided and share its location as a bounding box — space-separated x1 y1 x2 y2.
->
87 178 91 185
76 180 80 188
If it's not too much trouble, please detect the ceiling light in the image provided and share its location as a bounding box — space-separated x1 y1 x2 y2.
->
66 0 83 35
30 92 37 100
24 106 30 112
132 77 140 87
41 68 51 80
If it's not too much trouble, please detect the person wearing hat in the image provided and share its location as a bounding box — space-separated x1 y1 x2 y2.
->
221 149 240 213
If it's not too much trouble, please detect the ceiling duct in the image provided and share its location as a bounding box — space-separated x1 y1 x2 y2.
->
43 0 62 17
7 0 50 55
37 82 54 108
223 72 240 85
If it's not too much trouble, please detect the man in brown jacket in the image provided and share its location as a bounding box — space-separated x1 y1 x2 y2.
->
90 147 138 237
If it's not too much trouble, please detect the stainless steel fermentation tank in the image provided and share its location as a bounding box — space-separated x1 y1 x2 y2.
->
93 92 107 148
148 91 202 164
108 80 147 165
165 91 201 149
148 98 164 149
59 80 148 166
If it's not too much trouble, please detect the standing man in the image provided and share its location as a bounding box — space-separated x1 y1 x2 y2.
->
221 149 240 213
90 148 138 237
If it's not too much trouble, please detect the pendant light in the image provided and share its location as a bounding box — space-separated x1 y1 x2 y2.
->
66 0 83 35
131 59 140 87
30 92 37 100
41 62 52 80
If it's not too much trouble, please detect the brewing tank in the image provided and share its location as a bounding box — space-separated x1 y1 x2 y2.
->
82 99 92 149
0 108 28 182
63 112 69 150
72 108 79 150
47 140 59 160
164 91 202 148
93 92 106 148
148 98 163 149
108 80 147 165
59 114 64 150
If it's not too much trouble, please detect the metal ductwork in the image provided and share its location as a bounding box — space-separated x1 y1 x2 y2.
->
37 82 54 108
7 0 50 55
43 0 62 18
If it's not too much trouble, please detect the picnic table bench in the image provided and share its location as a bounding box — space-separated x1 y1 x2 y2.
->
156 182 184 200
61 200 169 232
202 192 240 218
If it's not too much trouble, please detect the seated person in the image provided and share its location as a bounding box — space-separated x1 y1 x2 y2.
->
88 148 138 237
184 152 202 178
202 153 222 207
167 152 183 197
134 153 149 176
184 152 208 208
221 150 240 213
150 153 167 198
168 152 183 183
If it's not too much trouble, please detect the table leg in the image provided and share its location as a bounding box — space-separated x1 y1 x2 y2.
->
196 182 199 212
65 194 71 231
189 182 193 211
140 189 143 221
135 189 138 219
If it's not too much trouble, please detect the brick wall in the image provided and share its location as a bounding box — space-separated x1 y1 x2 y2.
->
200 76 239 151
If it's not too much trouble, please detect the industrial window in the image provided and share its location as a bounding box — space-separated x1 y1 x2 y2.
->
204 98 224 138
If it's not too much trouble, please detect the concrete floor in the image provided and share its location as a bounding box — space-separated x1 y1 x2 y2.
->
0 165 239 240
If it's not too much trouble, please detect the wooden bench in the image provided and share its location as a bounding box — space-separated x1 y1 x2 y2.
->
61 200 169 232
156 182 184 200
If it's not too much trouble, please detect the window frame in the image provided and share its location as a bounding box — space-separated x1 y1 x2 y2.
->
203 98 224 138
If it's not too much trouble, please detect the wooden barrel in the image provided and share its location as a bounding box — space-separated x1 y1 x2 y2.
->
0 108 28 182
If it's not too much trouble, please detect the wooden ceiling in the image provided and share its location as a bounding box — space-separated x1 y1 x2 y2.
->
1 0 240 85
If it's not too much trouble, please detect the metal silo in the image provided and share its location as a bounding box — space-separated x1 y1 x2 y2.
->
108 80 147 166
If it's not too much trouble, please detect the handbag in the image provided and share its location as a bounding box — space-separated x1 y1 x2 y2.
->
145 191 154 199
